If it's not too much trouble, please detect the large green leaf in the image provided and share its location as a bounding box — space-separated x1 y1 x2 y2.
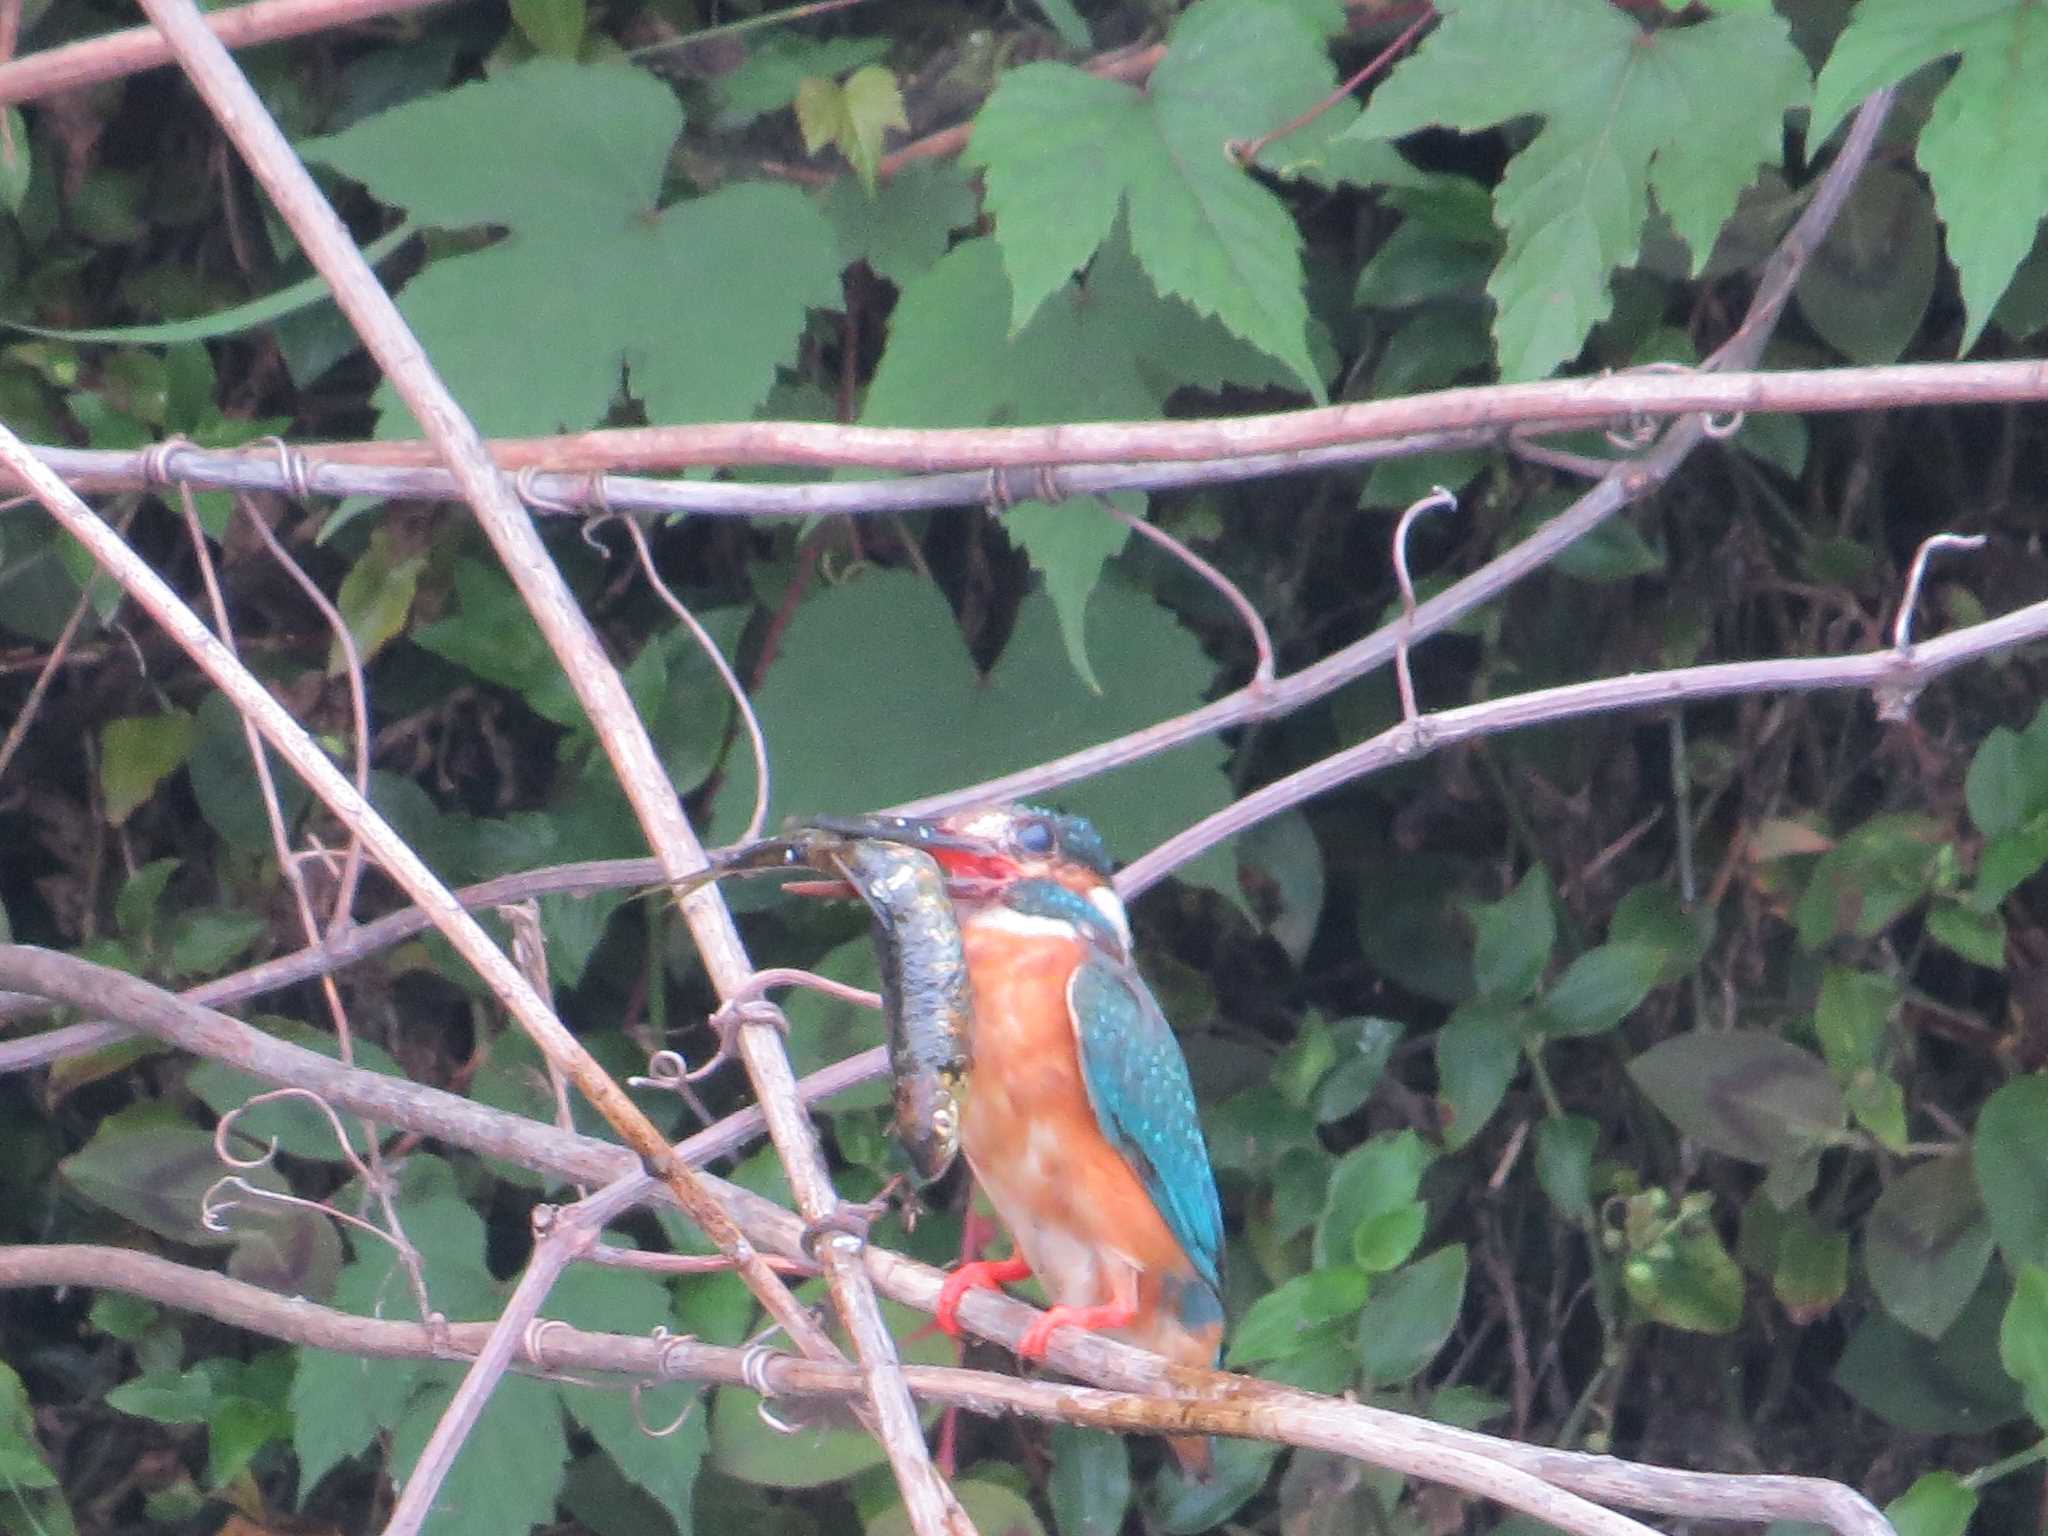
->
1346 0 1808 378
1867 1156 1996 1340
1811 0 2048 349
307 59 839 437
1627 1031 1845 1167
1975 1075 2048 1268
966 0 1338 392
717 569 1233 893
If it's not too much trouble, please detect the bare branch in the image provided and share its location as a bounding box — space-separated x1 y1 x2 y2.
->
0 0 453 104
0 961 1891 1536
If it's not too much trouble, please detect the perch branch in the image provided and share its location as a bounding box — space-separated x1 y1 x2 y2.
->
0 947 1893 1536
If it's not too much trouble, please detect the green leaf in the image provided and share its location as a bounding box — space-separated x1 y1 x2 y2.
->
1866 1156 1997 1340
1810 0 2048 350
1813 966 1896 1077
3 224 416 345
115 857 178 941
1770 1211 1848 1322
1536 942 1662 1037
1793 164 1939 365
1470 866 1554 1001
715 569 1234 896
796 65 907 194
712 1296 948 1487
391 1373 568 1536
333 526 424 671
0 1362 57 1490
1975 1074 2048 1267
1347 0 1807 378
1624 1225 1744 1334
1239 810 1326 966
1048 1426 1130 1536
873 1481 1047 1536
713 34 891 129
1975 812 2048 909
1886 1472 1978 1536
100 709 197 825
1835 1279 2025 1434
1153 1438 1282 1536
1357 1245 1467 1386
823 160 977 287
1314 1131 1428 1271
999 496 1135 692
1227 1268 1371 1367
1927 900 2006 969
2004 1263 2048 1427
1535 1115 1597 1224
106 1367 212 1425
1791 813 1943 948
1967 724 2029 836
308 60 841 437
1313 1016 1403 1124
1627 1031 1846 1166
1435 1001 1519 1151
966 0 1339 392
1610 881 1712 982
508 0 583 56
0 111 30 216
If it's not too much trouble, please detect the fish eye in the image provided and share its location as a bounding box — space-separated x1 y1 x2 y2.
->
1013 818 1056 855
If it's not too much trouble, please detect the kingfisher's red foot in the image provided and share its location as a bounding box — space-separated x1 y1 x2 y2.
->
934 1255 1032 1337
1017 1299 1138 1361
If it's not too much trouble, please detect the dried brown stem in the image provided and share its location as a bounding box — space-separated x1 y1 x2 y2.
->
0 0 452 105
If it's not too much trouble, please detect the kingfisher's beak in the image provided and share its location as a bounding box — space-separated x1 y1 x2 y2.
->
804 812 995 859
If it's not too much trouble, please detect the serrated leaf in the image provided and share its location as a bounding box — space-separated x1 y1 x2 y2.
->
1346 0 1807 378
391 1373 568 1536
1627 1031 1845 1166
1866 1156 1996 1339
822 159 977 286
1000 496 1135 691
100 709 196 825
308 60 840 437
714 569 1234 895
966 0 1339 392
1810 1 2048 350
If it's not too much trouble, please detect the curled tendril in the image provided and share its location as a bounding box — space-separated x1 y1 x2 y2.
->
629 1327 704 1437
740 1341 799 1435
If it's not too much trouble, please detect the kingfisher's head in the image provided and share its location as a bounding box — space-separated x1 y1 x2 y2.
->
809 803 1128 951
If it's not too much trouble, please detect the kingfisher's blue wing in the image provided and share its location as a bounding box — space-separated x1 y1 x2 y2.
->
1066 953 1224 1293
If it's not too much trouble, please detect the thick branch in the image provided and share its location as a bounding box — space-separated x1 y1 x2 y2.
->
0 948 1892 1536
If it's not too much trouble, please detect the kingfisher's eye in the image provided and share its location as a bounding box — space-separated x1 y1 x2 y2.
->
1014 819 1056 855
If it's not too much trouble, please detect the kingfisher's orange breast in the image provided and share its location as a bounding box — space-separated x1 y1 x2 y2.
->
958 917 1191 1312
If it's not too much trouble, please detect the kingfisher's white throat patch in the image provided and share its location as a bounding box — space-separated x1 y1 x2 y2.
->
1087 885 1133 952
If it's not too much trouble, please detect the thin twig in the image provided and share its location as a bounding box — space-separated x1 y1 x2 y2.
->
1230 5 1432 168
1105 499 1275 684
0 577 93 781
622 516 772 842
0 0 454 105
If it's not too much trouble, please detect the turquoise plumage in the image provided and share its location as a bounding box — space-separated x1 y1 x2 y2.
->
1067 952 1225 1299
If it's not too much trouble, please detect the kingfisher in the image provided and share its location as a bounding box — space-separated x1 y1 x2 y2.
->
812 804 1225 1475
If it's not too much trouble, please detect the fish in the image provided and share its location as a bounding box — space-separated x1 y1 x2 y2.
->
671 825 973 1183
